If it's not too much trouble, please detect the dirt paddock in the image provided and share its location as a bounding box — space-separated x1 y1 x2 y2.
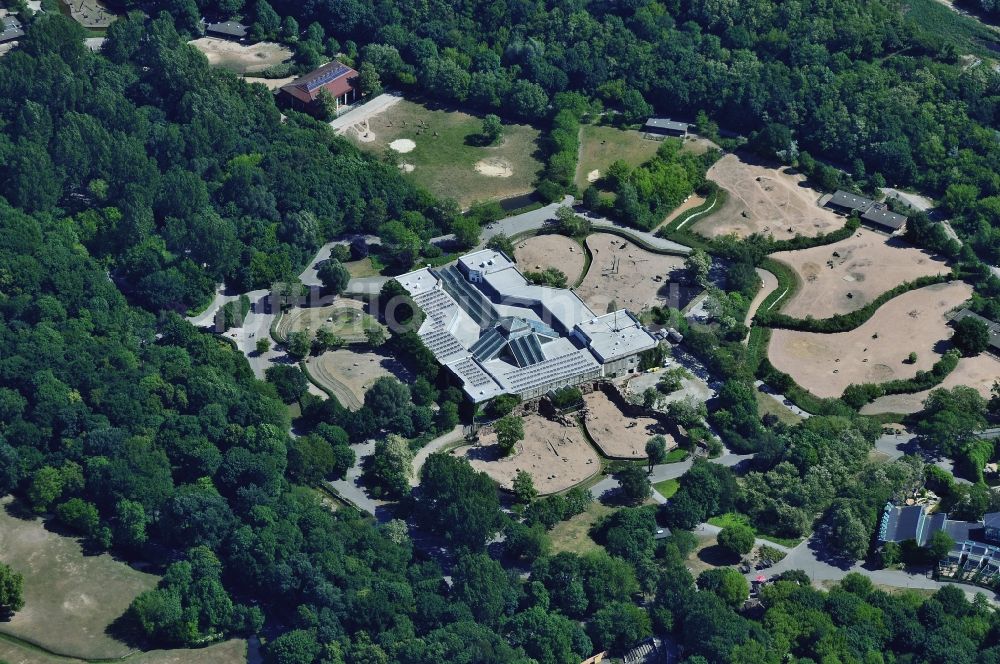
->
861 353 1000 415
0 497 158 660
582 390 677 459
768 281 973 398
695 153 845 240
455 415 600 494
513 234 586 284
188 37 292 74
576 233 688 314
772 229 950 318
305 347 411 410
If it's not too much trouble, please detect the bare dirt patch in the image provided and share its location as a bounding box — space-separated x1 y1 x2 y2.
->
582 390 677 459
454 415 600 495
576 233 688 314
694 153 845 240
658 194 706 229
745 268 780 330
861 353 1000 415
475 158 513 177
305 347 411 410
768 281 973 398
0 497 158 660
277 300 373 342
188 37 292 74
513 235 586 284
389 138 416 153
772 229 950 318
243 75 296 90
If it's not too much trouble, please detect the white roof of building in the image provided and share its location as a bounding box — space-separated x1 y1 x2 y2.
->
394 251 649 403
461 250 595 333
575 310 658 363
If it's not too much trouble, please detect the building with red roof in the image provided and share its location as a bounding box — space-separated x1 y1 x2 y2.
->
278 61 359 115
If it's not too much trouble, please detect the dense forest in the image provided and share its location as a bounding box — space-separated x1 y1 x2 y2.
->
5 4 1000 664
159 0 1000 262
0 10 462 313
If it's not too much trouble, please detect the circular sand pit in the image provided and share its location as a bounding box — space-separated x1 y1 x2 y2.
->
475 158 513 177
389 138 416 153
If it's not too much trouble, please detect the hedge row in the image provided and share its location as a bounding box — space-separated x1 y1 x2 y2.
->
536 109 581 201
755 274 952 333
840 350 961 408
767 216 861 253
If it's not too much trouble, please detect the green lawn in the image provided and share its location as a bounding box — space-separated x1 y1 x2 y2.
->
903 0 1000 58
663 448 689 463
347 99 544 206
548 501 615 555
574 124 662 192
707 512 804 549
755 389 802 426
653 478 680 499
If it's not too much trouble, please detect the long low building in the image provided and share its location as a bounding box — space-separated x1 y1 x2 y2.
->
823 190 908 233
950 308 1000 355
396 250 658 403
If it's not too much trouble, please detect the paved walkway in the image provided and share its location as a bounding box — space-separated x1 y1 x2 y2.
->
578 206 692 255
873 431 971 484
755 380 813 419
763 533 999 603
410 426 466 486
329 92 404 133
328 440 384 517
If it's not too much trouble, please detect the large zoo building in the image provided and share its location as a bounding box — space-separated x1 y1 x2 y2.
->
396 249 659 403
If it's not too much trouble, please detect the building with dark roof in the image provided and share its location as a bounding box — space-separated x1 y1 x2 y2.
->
205 20 248 41
950 309 1000 355
0 16 24 44
823 190 907 232
643 118 690 137
279 61 359 115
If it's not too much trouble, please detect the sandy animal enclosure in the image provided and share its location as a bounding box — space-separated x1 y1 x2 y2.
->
861 353 1000 415
582 390 677 459
576 233 687 314
768 281 973 398
771 229 950 318
694 153 845 240
305 347 411 410
0 497 158 660
188 37 292 74
456 416 600 494
243 75 296 90
513 234 586 284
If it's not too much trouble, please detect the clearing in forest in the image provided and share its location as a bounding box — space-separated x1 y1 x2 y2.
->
771 229 951 319
0 638 249 664
574 124 662 192
694 153 844 240
861 353 1000 415
305 347 411 410
767 281 973 398
342 99 544 206
512 234 587 285
582 389 677 459
0 497 158 660
188 37 292 74
576 233 690 314
453 415 600 495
